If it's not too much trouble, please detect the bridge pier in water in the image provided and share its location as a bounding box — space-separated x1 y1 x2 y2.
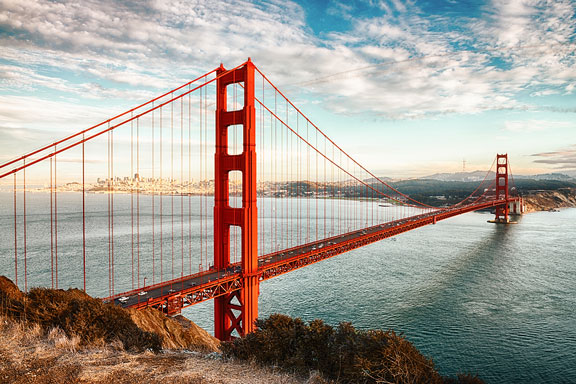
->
489 153 523 224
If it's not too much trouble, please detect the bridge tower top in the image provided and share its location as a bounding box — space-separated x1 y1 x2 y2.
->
494 153 510 223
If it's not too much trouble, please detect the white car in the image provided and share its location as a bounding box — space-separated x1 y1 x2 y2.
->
138 291 147 296
118 296 129 303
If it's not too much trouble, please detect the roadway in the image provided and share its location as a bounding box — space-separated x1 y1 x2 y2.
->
108 197 514 311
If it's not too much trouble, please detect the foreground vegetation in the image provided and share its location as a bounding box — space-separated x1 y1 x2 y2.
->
223 314 484 384
0 276 162 351
0 276 308 383
0 317 306 384
1 277 485 383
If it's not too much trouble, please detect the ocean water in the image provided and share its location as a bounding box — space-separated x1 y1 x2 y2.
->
186 208 576 383
1 192 574 383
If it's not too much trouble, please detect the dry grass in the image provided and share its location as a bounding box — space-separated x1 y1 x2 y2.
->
0 315 318 384
0 276 161 352
0 276 219 353
0 277 318 383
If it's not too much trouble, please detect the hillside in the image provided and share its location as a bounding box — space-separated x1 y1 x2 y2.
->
0 276 484 383
382 179 576 208
0 276 309 384
0 318 304 384
522 188 576 212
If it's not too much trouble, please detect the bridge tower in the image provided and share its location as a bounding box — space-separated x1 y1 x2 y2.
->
214 60 259 341
494 153 510 223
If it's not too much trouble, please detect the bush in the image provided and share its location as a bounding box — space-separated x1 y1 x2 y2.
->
222 313 472 383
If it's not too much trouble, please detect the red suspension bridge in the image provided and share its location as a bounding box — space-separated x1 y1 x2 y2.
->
0 59 522 341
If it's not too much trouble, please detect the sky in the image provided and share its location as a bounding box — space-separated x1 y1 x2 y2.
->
0 0 575 178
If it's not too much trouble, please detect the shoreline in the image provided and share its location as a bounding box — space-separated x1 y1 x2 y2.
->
522 188 576 213
4 187 576 213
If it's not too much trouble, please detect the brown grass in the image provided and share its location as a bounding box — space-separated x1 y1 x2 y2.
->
0 277 161 351
0 315 317 384
0 277 318 383
127 307 220 352
1 276 220 353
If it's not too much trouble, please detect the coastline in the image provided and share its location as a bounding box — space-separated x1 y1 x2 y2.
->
522 188 576 213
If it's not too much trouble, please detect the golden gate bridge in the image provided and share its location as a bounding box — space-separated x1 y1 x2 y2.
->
0 59 522 341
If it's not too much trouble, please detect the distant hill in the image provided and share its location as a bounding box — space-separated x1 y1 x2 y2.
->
363 176 394 183
515 172 575 181
370 178 576 207
421 171 575 182
421 170 495 182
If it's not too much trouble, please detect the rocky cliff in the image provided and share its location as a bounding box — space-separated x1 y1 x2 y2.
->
522 188 576 213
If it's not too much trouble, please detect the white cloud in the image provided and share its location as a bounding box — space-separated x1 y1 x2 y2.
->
0 95 110 125
532 144 576 169
0 0 574 122
504 120 574 133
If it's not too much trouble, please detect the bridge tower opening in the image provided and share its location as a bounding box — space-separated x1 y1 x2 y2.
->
494 153 510 223
214 59 259 341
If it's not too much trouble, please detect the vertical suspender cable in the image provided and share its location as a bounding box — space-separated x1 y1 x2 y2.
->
160 106 163 282
23 160 27 292
137 117 140 288
181 96 184 277
82 139 86 291
152 103 155 284
198 88 206 270
13 173 17 287
111 128 115 294
108 130 112 295
50 158 53 288
130 115 134 289
188 87 192 275
171 93 174 279
54 149 58 289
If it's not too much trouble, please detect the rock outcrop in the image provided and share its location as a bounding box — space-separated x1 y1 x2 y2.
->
522 188 576 212
128 307 220 352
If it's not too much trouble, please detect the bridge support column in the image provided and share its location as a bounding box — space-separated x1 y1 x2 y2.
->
214 59 258 341
509 198 524 215
494 153 510 223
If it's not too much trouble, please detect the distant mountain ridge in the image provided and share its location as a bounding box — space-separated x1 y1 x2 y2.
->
419 171 575 182
420 171 495 182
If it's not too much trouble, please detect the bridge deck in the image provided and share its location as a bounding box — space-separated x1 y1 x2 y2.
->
106 198 516 312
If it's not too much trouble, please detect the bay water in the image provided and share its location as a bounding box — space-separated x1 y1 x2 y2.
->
188 207 576 383
1 192 574 383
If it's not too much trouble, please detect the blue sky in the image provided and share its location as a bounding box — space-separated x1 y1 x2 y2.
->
0 0 575 177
